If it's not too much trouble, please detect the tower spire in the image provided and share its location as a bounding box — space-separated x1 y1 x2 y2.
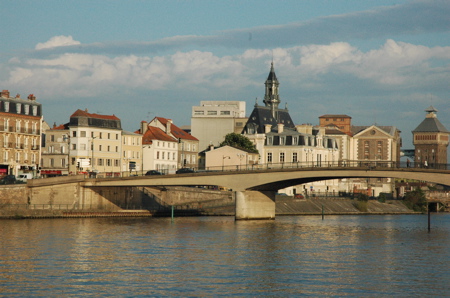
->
263 62 281 118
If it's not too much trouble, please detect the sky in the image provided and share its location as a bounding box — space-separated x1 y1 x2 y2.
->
1 0 450 151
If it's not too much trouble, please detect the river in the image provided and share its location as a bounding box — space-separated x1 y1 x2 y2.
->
1 214 450 297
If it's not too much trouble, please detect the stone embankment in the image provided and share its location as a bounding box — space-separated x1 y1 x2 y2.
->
275 197 416 215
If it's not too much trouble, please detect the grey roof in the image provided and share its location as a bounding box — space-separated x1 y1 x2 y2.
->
351 125 399 136
242 105 295 134
412 117 449 133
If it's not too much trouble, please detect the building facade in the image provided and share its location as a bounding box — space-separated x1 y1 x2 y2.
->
148 117 199 169
412 106 449 167
121 131 143 176
0 90 43 177
40 122 70 177
191 101 247 151
68 109 122 176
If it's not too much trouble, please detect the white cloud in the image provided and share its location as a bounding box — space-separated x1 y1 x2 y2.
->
3 38 450 106
35 35 81 50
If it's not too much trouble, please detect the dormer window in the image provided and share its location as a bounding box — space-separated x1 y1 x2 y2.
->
16 103 21 114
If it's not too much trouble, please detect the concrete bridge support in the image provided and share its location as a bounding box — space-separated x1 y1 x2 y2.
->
235 190 276 220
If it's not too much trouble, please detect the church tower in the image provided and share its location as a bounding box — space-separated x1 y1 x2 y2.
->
263 62 281 118
412 106 449 167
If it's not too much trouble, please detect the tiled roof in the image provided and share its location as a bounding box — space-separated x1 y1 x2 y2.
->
70 109 120 121
243 106 295 134
155 117 199 141
51 123 69 130
142 126 178 145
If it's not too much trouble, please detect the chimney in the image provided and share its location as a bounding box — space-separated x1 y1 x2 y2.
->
15 94 20 99
1 90 10 98
265 124 272 133
140 121 148 135
277 123 284 133
208 144 215 151
166 119 173 134
27 94 36 101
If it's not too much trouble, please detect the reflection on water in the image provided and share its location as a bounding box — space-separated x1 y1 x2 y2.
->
1 215 450 296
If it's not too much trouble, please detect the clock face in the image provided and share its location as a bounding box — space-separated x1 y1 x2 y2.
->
370 130 376 135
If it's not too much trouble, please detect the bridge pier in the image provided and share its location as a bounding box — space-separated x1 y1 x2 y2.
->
235 190 276 220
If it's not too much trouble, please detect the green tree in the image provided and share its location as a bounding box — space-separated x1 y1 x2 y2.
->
403 187 427 212
220 133 258 153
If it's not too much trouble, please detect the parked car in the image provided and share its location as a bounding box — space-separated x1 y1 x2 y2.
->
294 194 305 199
145 170 163 176
0 175 16 184
176 168 195 174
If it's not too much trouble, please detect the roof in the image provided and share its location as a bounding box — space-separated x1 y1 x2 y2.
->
243 105 295 134
70 109 120 121
154 117 198 141
351 125 399 136
142 126 178 145
266 62 278 82
51 123 69 130
319 114 352 119
412 117 449 133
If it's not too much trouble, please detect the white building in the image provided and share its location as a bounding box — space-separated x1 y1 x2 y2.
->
191 101 247 152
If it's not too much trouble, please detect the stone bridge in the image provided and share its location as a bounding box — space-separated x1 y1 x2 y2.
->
28 165 450 220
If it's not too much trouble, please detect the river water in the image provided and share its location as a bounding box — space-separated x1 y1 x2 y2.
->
1 214 450 297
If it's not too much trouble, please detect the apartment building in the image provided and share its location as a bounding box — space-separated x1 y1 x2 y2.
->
40 122 70 177
191 100 247 151
68 109 122 176
121 131 143 175
0 90 43 177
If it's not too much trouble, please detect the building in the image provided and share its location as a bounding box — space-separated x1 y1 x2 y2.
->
121 131 143 176
191 101 247 151
138 120 178 174
412 106 449 167
320 115 402 196
148 117 199 169
242 63 339 196
40 122 70 177
68 109 122 176
0 90 43 177
200 145 259 171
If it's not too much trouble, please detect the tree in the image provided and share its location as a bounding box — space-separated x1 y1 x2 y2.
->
219 133 258 153
403 187 427 213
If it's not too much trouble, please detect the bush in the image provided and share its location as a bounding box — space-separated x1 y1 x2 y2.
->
353 200 368 212
378 193 386 203
356 193 369 202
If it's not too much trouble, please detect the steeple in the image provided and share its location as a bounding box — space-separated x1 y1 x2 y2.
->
263 62 280 109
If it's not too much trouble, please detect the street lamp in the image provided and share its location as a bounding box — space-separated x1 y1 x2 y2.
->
237 153 245 170
222 155 230 171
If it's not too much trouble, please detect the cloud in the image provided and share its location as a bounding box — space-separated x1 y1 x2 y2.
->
35 35 81 50
4 38 450 105
27 0 450 58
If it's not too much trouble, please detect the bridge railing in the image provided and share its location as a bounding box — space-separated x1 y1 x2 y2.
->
75 160 450 179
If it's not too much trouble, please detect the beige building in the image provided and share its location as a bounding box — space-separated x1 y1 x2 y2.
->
121 131 143 176
200 145 259 171
68 109 123 176
40 122 70 177
191 101 247 152
0 90 43 177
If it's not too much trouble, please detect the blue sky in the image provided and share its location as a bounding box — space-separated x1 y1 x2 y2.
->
1 0 450 151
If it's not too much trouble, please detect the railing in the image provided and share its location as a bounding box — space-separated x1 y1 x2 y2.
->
64 160 450 181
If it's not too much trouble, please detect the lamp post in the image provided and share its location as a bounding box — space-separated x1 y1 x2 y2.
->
90 136 97 177
237 153 245 170
222 155 230 171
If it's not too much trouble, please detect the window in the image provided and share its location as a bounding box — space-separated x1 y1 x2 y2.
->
207 110 217 115
4 102 9 112
24 105 29 115
72 144 76 150
220 111 231 115
107 146 110 152
293 152 298 162
267 137 273 145
280 137 285 145
99 145 102 151
108 133 111 139
98 159 104 166
267 152 272 163
106 159 111 166
280 152 285 163
72 131 77 137
80 131 86 137
157 151 160 159
293 137 298 145
50 135 55 142
32 106 37 116
16 103 22 114
194 110 204 115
